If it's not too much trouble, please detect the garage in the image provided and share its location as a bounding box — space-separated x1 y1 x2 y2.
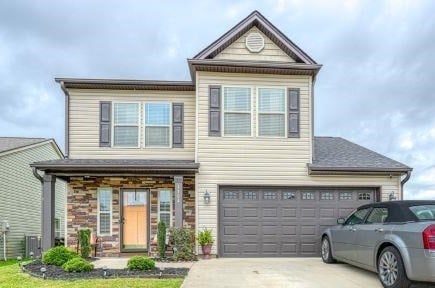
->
219 187 377 257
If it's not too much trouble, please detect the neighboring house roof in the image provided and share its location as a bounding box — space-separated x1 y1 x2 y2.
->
55 78 195 91
0 137 51 154
309 137 412 174
31 159 200 178
0 137 64 159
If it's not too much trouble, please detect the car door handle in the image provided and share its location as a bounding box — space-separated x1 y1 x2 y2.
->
375 228 384 232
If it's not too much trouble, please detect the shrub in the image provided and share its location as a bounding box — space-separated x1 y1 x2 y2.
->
127 256 155 271
42 246 78 266
172 228 195 261
79 229 91 258
197 229 214 246
62 257 94 272
157 222 166 258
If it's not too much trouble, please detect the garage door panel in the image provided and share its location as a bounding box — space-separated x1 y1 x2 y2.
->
219 187 376 257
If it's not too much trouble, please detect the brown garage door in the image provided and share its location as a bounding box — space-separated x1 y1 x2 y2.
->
219 187 377 257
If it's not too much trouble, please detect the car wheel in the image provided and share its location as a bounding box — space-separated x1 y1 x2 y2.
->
377 246 411 288
321 236 335 263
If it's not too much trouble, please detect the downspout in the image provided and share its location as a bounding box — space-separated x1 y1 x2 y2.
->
60 81 70 158
400 171 412 200
32 167 44 255
311 74 316 162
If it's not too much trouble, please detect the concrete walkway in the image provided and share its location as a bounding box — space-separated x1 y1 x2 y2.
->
181 258 381 288
93 257 195 269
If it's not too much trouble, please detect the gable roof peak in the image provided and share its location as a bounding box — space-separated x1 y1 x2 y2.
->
193 10 317 65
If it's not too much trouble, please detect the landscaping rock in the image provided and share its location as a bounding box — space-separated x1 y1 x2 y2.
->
23 260 189 280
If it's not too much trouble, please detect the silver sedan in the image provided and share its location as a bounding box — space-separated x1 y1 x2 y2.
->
321 200 435 288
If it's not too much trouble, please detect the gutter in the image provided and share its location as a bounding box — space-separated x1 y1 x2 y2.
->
400 171 412 199
59 81 70 158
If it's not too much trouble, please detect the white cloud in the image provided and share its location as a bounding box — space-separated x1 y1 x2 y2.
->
399 131 414 150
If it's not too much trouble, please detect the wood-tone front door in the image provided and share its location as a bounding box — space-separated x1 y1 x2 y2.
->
122 189 148 250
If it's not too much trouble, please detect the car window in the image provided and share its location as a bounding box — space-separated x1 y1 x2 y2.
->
410 205 435 220
345 208 371 225
366 207 389 224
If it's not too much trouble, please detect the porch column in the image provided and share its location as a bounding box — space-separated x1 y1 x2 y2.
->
42 174 56 252
174 176 183 228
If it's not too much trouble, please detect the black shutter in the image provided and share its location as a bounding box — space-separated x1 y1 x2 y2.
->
172 103 184 148
99 101 111 147
209 85 221 136
288 88 300 138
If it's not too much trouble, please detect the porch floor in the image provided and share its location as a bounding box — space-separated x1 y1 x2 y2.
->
93 257 195 270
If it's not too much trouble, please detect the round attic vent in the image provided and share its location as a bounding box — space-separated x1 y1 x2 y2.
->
245 32 264 53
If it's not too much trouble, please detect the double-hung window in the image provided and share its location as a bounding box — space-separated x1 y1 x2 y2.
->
257 88 286 137
98 188 112 236
223 87 251 136
113 103 139 147
144 103 171 147
158 190 172 228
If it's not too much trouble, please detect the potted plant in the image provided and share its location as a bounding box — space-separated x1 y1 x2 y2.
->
197 229 213 259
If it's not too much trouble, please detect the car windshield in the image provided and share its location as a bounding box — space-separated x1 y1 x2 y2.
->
409 205 435 220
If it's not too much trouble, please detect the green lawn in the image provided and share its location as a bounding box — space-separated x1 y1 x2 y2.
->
0 261 183 288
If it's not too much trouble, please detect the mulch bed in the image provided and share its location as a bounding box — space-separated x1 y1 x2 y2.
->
22 260 189 280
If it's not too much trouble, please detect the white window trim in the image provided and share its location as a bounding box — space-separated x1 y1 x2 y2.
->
158 189 173 228
256 86 287 138
143 101 172 148
111 101 141 148
222 85 253 137
97 188 113 236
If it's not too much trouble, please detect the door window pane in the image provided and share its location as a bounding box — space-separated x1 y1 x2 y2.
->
159 190 172 228
366 208 389 224
345 208 371 225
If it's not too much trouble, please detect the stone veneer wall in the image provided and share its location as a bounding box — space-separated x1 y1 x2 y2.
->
67 176 195 257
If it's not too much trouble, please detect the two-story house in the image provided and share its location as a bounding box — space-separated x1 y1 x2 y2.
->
32 11 411 257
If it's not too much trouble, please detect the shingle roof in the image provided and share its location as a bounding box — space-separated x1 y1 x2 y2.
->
311 137 412 173
0 137 48 154
31 159 199 173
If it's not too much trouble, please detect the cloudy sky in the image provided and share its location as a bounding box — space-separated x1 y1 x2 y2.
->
0 0 434 199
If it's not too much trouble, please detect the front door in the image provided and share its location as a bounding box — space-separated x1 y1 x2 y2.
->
121 189 149 251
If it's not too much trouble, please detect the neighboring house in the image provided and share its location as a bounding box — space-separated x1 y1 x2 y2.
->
0 137 66 260
32 11 411 258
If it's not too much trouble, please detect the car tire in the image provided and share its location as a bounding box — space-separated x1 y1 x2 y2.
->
321 236 335 263
377 246 412 288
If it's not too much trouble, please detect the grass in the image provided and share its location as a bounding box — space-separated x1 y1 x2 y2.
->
0 261 183 288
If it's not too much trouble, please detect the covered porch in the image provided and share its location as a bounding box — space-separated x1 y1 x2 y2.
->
31 159 199 257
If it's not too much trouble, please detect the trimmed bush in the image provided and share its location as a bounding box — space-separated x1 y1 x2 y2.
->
62 257 94 272
42 246 78 266
172 228 195 261
127 256 155 271
79 229 91 258
157 222 166 258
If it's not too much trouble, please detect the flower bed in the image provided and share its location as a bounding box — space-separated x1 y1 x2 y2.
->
22 260 189 280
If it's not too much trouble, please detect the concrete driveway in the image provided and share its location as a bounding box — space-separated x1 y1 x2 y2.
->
181 258 381 288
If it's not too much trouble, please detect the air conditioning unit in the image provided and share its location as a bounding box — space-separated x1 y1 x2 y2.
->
25 236 41 258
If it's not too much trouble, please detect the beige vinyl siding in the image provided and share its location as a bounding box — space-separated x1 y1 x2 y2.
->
195 71 402 253
0 142 66 259
214 27 295 62
68 89 195 159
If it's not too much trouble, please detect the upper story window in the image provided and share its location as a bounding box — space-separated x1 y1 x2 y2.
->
257 88 286 137
113 103 140 147
144 103 171 147
223 87 251 136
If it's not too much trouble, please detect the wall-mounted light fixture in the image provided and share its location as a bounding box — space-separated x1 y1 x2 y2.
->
389 192 397 201
204 190 211 204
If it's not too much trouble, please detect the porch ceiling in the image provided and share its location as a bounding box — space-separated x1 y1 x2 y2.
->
31 159 199 178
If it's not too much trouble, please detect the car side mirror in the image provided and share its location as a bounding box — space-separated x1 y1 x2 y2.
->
337 217 345 225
